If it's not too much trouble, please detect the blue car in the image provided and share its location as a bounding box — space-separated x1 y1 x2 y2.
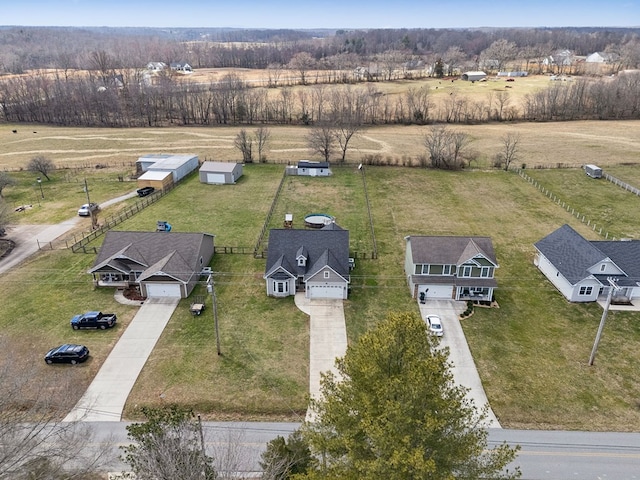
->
45 344 90 365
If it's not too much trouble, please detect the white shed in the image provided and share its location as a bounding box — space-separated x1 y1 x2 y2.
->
199 161 243 184
136 154 199 183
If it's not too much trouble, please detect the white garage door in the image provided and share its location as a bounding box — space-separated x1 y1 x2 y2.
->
145 283 182 298
307 284 345 299
206 173 226 184
420 284 453 299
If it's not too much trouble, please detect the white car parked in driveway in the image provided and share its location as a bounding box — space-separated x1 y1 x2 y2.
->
426 314 444 336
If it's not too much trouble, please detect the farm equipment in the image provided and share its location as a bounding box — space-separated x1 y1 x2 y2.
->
190 295 206 316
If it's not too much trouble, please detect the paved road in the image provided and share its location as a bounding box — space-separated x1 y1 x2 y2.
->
64 297 180 422
419 299 501 428
75 421 640 479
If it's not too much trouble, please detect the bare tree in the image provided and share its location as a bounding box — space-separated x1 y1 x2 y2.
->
254 127 271 163
496 132 521 171
234 129 253 163
27 156 55 181
0 172 16 198
480 39 518 72
0 336 111 479
288 52 316 85
307 124 336 163
423 125 471 170
267 63 284 88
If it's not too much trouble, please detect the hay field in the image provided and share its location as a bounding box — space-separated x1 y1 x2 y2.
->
2 119 640 171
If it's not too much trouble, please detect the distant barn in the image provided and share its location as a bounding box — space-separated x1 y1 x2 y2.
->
461 71 487 82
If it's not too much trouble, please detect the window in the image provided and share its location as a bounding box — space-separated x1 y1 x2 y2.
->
443 265 453 275
579 286 593 296
461 266 472 277
298 257 306 267
430 264 444 275
324 271 330 279
274 281 289 293
480 267 492 278
600 264 606 272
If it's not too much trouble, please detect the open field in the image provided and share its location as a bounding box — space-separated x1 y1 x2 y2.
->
2 119 640 176
1 122 640 429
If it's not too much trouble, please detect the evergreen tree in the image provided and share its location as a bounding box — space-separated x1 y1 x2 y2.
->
300 312 520 479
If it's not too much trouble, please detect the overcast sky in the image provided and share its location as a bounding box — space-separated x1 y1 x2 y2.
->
2 0 639 29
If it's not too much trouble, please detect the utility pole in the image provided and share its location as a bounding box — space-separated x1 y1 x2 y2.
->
207 275 221 356
84 178 97 229
589 277 620 366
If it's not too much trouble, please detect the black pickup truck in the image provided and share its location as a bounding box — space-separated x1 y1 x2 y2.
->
70 311 117 330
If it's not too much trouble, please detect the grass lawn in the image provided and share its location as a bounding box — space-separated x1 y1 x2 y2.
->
2 122 640 429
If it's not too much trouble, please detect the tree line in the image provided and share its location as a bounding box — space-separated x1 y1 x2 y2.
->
1 26 639 74
2 69 640 127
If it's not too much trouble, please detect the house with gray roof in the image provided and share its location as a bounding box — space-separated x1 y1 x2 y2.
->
404 235 498 302
534 224 640 303
88 231 214 298
264 225 350 299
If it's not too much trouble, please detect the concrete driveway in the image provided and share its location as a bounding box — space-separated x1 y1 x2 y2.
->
64 297 179 422
294 293 347 420
0 221 81 274
0 190 138 276
419 299 501 428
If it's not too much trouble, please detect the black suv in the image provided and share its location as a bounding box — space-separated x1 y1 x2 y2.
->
44 344 90 365
137 186 155 197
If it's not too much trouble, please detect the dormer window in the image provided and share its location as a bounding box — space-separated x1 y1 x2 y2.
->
298 257 306 267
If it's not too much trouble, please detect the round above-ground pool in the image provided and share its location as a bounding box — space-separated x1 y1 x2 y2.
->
304 213 335 228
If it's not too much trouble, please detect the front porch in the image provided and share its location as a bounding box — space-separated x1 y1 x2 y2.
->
457 286 493 302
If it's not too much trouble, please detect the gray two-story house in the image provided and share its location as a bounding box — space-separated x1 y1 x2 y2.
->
404 235 499 302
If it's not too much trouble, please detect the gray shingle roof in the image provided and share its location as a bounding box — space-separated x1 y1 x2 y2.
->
89 231 214 282
532 224 640 286
265 228 349 279
409 236 498 266
594 240 640 282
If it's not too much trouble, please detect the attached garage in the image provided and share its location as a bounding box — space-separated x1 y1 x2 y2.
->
418 284 454 299
144 283 183 298
307 284 347 299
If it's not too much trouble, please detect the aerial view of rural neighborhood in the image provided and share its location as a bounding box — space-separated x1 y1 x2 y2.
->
1 2 640 478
